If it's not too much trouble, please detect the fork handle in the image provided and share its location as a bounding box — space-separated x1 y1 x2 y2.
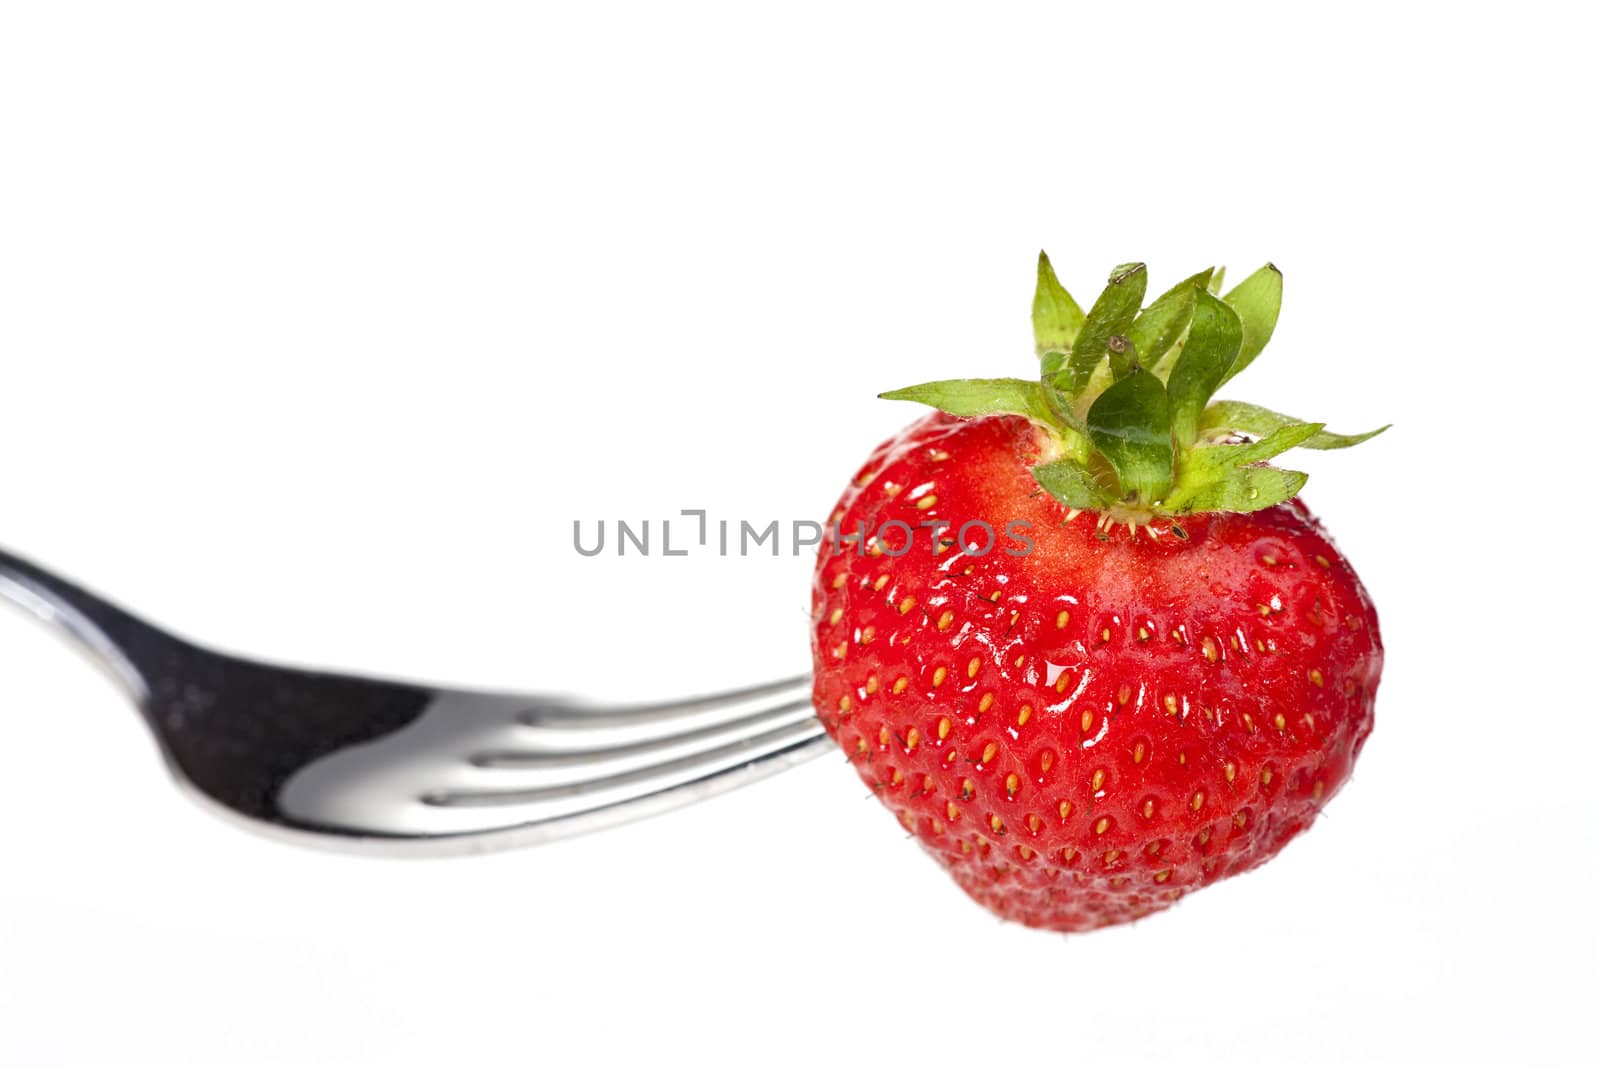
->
0 545 171 702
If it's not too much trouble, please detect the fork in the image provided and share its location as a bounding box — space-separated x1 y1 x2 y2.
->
0 546 829 854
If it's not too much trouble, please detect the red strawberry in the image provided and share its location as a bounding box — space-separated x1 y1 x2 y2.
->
811 257 1385 933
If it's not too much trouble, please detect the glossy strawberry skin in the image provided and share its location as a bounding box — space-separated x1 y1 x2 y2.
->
811 412 1383 933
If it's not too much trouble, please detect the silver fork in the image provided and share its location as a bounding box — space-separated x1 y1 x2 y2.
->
0 546 829 855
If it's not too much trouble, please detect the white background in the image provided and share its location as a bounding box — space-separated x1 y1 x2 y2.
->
1 2 1595 1064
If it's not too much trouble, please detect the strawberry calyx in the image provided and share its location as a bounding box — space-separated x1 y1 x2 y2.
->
881 254 1388 523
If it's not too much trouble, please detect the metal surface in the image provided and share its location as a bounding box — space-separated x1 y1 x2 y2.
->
0 547 828 854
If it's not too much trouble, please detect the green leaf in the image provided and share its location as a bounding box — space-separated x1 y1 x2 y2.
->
1207 266 1226 295
1032 459 1115 510
1187 422 1324 469
879 378 1058 426
1053 262 1147 397
1166 290 1243 448
1086 369 1171 503
1165 465 1307 513
1163 423 1321 513
1219 264 1283 384
1128 269 1209 377
1200 400 1390 449
1033 252 1086 357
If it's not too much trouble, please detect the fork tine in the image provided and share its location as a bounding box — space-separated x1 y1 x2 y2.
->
511 676 815 753
425 714 828 813
469 700 819 785
520 675 812 731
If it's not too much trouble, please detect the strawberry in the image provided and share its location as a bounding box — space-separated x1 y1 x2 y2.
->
811 257 1385 933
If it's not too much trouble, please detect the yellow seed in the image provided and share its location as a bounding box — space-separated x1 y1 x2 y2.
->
1309 668 1325 687
832 641 847 659
1040 750 1055 773
1094 817 1110 835
1233 811 1247 827
859 625 875 644
1196 827 1211 846
1315 554 1331 569
1081 709 1095 732
1118 683 1133 706
1091 769 1106 791
1056 610 1070 628
873 574 890 591
937 716 951 740
1103 848 1120 865
1273 713 1287 731
883 483 902 497
1101 627 1112 642
1137 626 1150 641
967 657 981 679
988 589 1003 603
1005 773 1020 796
1224 760 1237 782
1058 800 1073 820
1141 798 1155 818
892 676 909 694
1262 554 1278 566
898 596 916 615
1191 792 1205 812
981 742 999 763
1013 654 1026 669
960 778 975 799
1015 702 1029 725
838 696 852 713
1025 813 1042 833
856 738 869 755
946 801 960 821
1261 767 1274 786
906 728 921 750
890 769 903 785
828 607 844 625
865 674 878 695
1242 713 1256 733
1163 694 1179 717
932 666 947 687
916 494 938 510
1154 869 1171 883
831 573 848 589
1178 751 1188 765
1202 636 1219 662
989 814 1004 832
1017 845 1034 861
1256 602 1272 616
878 726 889 746
1313 780 1325 801
1055 672 1071 693
1061 847 1077 864
937 610 954 630
1132 741 1146 764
